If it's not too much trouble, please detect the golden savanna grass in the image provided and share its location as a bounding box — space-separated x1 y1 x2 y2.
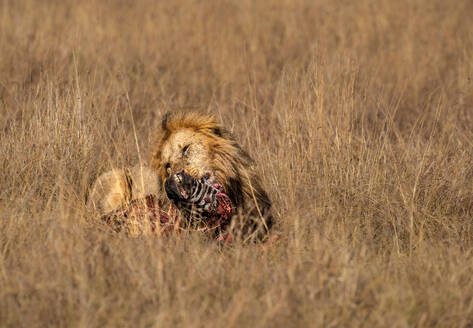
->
1 0 472 327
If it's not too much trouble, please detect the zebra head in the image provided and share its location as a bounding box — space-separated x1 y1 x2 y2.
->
165 170 219 222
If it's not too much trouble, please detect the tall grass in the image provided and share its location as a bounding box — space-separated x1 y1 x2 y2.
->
1 0 472 326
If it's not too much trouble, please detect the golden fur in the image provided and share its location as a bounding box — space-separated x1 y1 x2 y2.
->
87 165 160 214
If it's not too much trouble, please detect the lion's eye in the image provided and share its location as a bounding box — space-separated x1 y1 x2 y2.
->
165 163 171 174
182 144 190 156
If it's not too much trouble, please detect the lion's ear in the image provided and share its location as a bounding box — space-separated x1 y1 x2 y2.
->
211 127 223 137
161 112 171 131
212 125 231 138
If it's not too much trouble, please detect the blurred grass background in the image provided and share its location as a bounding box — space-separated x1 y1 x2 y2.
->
1 0 472 326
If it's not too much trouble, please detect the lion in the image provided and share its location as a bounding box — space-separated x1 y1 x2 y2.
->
88 111 273 241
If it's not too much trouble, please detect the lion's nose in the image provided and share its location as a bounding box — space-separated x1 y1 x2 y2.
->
165 163 172 175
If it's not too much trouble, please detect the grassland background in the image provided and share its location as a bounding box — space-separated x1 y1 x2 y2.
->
1 0 473 327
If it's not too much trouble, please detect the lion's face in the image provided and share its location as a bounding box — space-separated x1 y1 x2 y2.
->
159 128 213 181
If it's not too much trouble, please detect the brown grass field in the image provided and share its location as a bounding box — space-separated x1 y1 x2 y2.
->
1 0 473 327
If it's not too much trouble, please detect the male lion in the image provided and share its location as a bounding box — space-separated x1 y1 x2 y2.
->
88 111 273 241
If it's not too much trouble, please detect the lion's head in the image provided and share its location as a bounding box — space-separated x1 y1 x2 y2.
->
151 112 217 181
150 111 273 238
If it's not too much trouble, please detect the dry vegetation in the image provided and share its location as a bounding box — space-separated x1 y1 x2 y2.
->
1 0 473 327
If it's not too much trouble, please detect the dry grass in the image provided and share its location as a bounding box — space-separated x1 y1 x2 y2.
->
1 0 473 327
